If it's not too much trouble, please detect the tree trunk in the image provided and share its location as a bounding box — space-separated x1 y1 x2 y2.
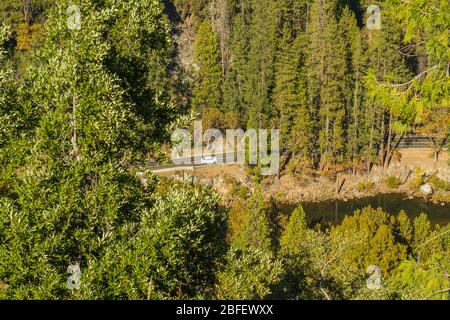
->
384 112 392 171
380 112 385 168
367 106 375 174
352 71 359 175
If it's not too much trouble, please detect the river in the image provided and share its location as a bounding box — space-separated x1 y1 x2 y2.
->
279 193 450 226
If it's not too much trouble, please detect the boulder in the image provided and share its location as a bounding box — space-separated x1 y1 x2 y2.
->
419 184 434 196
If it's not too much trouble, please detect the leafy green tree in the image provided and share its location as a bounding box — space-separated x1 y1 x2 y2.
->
0 0 226 300
0 25 17 148
215 247 282 300
388 253 450 300
81 183 226 300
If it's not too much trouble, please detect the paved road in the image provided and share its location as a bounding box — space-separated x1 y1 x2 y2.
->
397 136 443 149
141 136 445 172
132 152 238 173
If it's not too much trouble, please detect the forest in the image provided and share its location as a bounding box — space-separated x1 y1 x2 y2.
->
0 0 449 300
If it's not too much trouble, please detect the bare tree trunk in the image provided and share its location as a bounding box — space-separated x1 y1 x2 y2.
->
386 129 404 171
367 108 374 174
352 71 359 175
429 134 449 163
210 0 231 76
380 112 385 168
21 0 34 24
384 112 392 171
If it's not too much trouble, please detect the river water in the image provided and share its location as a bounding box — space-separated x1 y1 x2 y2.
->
279 193 450 226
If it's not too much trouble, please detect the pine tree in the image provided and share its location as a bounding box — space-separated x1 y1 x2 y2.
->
338 7 363 168
222 13 249 120
244 0 278 129
273 27 312 159
280 205 310 254
361 0 413 171
396 210 413 245
364 0 449 168
307 0 347 165
234 186 273 253
368 224 406 275
192 19 223 114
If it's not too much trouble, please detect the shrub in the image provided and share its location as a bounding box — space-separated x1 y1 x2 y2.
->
410 168 425 189
384 176 401 189
431 192 450 203
430 177 450 191
357 180 375 192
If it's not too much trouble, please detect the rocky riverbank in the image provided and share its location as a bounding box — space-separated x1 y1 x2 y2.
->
176 162 450 206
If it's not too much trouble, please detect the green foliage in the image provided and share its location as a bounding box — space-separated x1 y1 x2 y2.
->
396 210 413 244
1 0 449 302
384 176 401 189
0 0 226 300
357 180 374 192
0 172 226 299
276 205 316 299
0 25 17 148
430 177 450 192
215 247 282 300
233 187 273 253
192 19 222 113
387 256 450 300
409 168 425 189
331 207 407 276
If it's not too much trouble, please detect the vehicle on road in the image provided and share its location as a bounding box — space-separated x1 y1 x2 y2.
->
201 156 218 165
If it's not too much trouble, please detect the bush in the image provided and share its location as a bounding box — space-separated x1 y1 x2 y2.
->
410 168 425 189
357 180 375 192
431 192 450 203
384 176 401 189
430 177 450 191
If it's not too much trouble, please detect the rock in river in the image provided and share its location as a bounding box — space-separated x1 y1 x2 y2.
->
419 184 434 196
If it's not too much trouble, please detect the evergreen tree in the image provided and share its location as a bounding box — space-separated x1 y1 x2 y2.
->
192 19 222 114
338 6 362 166
244 0 278 129
306 0 347 165
273 27 312 159
222 13 249 121
276 205 314 299
396 210 413 245
233 186 273 253
362 1 413 171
